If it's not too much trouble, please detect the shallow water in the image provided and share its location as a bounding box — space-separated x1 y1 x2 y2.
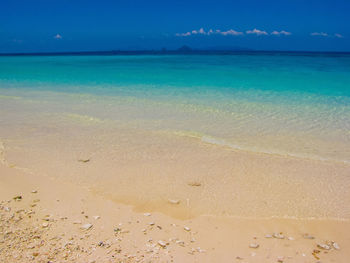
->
0 53 349 219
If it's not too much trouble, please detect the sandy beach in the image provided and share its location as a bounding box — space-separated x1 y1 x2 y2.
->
1 93 350 262
1 160 350 263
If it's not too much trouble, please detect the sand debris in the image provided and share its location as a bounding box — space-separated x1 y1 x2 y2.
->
317 243 331 250
157 240 167 248
187 181 201 187
312 250 320 260
13 195 22 201
176 240 185 246
273 233 285 239
78 159 90 163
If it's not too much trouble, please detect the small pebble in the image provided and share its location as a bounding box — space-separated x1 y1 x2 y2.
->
249 243 259 249
332 242 340 250
184 226 191 231
81 223 93 230
168 199 180 204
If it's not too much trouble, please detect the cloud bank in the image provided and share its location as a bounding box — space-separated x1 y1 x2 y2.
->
176 28 295 37
174 28 345 38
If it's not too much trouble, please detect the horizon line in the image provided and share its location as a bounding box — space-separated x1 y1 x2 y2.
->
1 48 350 56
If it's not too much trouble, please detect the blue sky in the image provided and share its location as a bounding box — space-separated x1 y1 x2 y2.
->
0 0 349 53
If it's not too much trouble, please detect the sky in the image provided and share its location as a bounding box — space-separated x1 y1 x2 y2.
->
0 0 350 53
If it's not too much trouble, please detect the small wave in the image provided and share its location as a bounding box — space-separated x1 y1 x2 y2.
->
0 95 21 100
62 113 104 124
171 131 350 165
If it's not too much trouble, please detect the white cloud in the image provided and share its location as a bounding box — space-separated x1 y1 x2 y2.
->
335 33 344 38
219 29 244 36
271 30 291 36
176 28 292 37
246 28 268 36
310 32 328 37
54 34 62 39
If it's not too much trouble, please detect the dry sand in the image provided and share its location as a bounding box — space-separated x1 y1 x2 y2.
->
1 164 349 263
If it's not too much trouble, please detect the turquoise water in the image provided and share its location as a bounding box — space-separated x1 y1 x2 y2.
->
1 53 350 162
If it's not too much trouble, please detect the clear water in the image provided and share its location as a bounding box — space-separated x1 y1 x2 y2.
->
1 53 350 162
